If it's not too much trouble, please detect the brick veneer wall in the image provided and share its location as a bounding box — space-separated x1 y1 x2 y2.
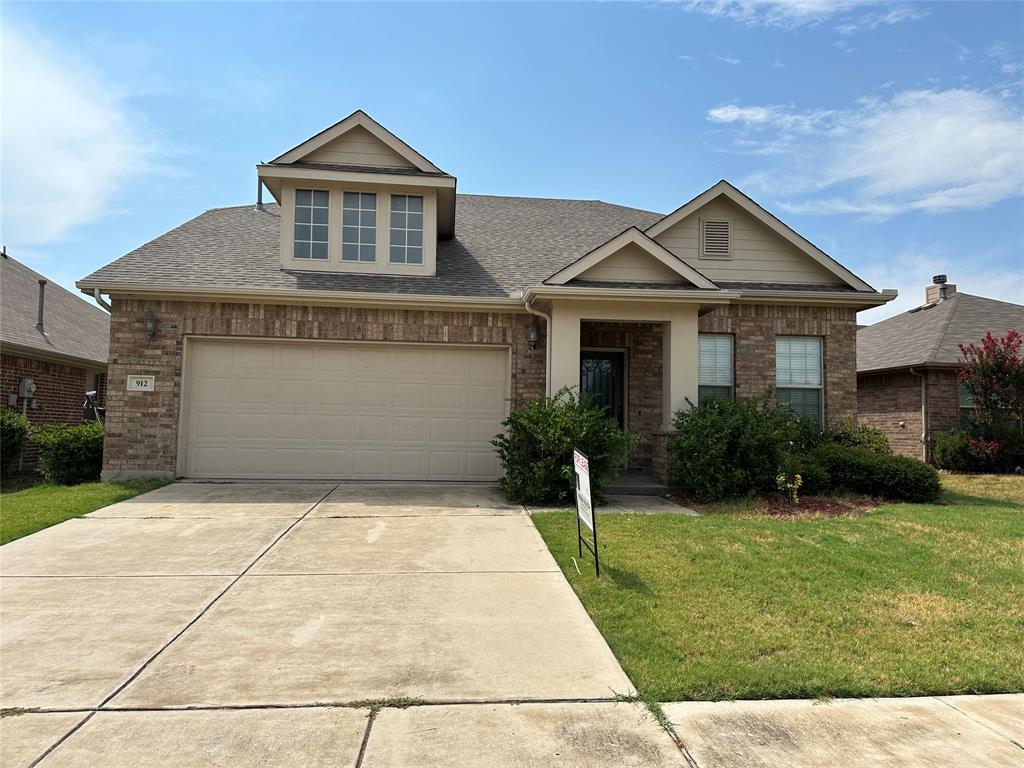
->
698 303 858 422
857 371 924 459
580 321 663 470
1 353 93 468
103 299 546 476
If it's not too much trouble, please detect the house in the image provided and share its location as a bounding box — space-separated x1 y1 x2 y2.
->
857 277 1024 461
1 252 110 467
77 110 895 483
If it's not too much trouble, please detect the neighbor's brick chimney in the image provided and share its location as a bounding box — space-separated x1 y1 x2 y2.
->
926 274 956 303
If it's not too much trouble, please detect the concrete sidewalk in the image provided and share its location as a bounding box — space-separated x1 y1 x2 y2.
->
665 695 1024 768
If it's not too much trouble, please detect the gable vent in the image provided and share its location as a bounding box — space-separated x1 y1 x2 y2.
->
701 219 732 259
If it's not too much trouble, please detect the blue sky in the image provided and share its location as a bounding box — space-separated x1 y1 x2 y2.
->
2 1 1022 322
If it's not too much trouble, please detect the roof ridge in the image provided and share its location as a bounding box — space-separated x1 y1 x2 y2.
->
2 254 109 317
926 293 963 364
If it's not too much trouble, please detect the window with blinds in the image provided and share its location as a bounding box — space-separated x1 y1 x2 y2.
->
701 219 732 259
776 337 823 421
699 334 734 405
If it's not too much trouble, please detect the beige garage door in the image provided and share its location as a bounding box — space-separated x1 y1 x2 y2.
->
182 339 508 480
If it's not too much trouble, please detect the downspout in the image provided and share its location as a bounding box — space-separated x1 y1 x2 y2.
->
523 291 552 396
93 289 112 312
909 367 928 463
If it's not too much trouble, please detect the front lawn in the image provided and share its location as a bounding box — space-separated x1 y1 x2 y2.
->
0 479 169 545
532 474 1024 701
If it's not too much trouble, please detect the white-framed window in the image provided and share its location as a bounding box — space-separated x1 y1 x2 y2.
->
699 333 734 405
389 194 424 264
776 336 823 421
342 192 377 262
294 189 329 260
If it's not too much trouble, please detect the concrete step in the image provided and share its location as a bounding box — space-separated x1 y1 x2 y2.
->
603 473 669 496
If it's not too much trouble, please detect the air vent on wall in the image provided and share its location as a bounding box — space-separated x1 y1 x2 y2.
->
702 219 732 259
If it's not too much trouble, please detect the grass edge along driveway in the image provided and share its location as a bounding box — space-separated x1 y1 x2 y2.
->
532 474 1024 702
0 479 169 545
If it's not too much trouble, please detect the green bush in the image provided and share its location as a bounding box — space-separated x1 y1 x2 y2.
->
492 386 642 503
667 397 806 501
32 422 105 485
932 430 1006 473
825 418 891 455
810 443 941 503
1 409 31 478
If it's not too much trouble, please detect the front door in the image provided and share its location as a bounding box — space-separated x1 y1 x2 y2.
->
580 351 625 427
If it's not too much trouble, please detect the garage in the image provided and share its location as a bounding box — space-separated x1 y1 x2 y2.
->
180 339 509 480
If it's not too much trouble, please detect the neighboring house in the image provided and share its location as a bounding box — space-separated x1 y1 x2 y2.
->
77 110 895 483
857 277 1024 462
1 252 110 467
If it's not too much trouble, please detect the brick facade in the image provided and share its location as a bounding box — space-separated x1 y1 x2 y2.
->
1 352 96 468
857 367 961 461
698 303 859 422
580 321 663 470
103 298 860 480
103 299 546 476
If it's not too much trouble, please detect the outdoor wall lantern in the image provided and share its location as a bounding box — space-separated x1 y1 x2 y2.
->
527 323 539 352
144 311 157 342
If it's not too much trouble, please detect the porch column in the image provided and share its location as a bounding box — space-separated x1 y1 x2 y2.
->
662 306 699 428
548 301 581 397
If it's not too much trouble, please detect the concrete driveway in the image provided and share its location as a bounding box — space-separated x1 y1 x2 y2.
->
0 482 685 767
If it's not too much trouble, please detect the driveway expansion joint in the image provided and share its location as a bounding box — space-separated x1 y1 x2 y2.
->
933 695 1024 750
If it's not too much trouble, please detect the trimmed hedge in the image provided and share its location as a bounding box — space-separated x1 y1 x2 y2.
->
1 408 31 478
32 423 105 485
810 443 941 503
492 386 641 503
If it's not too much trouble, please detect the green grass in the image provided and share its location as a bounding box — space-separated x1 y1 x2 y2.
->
0 479 169 545
532 474 1024 702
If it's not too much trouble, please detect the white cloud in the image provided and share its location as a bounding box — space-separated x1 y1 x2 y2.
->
713 54 743 65
707 89 1024 216
988 41 1022 76
673 0 923 30
0 22 156 246
856 249 1024 324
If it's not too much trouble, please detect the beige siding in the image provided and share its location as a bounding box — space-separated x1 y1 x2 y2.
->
303 125 416 168
653 198 841 285
577 243 685 283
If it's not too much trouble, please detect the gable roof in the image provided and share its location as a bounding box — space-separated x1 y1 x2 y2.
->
2 253 109 367
645 180 876 292
270 110 445 173
857 293 1024 374
545 227 719 290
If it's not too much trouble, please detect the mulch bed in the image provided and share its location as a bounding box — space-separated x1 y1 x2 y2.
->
672 494 883 519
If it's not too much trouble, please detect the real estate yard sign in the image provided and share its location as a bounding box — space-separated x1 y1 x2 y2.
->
574 449 599 577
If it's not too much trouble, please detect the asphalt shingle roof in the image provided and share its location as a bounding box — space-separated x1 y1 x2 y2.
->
79 195 664 297
1 254 110 366
857 292 1024 373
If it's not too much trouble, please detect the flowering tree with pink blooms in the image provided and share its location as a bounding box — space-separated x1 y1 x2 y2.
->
956 329 1024 472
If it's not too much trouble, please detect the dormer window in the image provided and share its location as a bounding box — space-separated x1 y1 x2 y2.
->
294 189 329 260
342 192 377 262
389 195 424 264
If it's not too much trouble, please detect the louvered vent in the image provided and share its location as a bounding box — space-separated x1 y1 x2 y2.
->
702 219 732 258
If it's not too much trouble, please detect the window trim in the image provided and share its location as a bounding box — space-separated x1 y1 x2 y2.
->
389 194 425 265
292 188 330 261
698 333 734 405
775 336 824 421
699 217 733 260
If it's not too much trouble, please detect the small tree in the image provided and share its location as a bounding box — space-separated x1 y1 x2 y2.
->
957 329 1024 472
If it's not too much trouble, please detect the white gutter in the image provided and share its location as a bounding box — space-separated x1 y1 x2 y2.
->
524 285 740 303
92 288 112 312
909 367 928 462
523 292 552 395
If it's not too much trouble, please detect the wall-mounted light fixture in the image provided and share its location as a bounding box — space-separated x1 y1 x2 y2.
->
527 323 539 352
144 311 157 343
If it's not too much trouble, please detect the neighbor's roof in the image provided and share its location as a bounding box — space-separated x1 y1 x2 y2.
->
80 195 664 298
1 254 109 366
857 293 1024 374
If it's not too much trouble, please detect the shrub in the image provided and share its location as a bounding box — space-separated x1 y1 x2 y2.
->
492 386 642 503
1 409 31 478
933 431 996 473
825 418 891 455
32 422 105 485
810 443 941 503
667 397 805 501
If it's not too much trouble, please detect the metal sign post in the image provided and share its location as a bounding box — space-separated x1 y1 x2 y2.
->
573 449 599 577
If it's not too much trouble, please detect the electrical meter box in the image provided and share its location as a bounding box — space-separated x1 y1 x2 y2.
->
18 379 36 398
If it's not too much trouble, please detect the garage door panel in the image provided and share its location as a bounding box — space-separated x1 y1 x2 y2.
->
185 341 507 480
